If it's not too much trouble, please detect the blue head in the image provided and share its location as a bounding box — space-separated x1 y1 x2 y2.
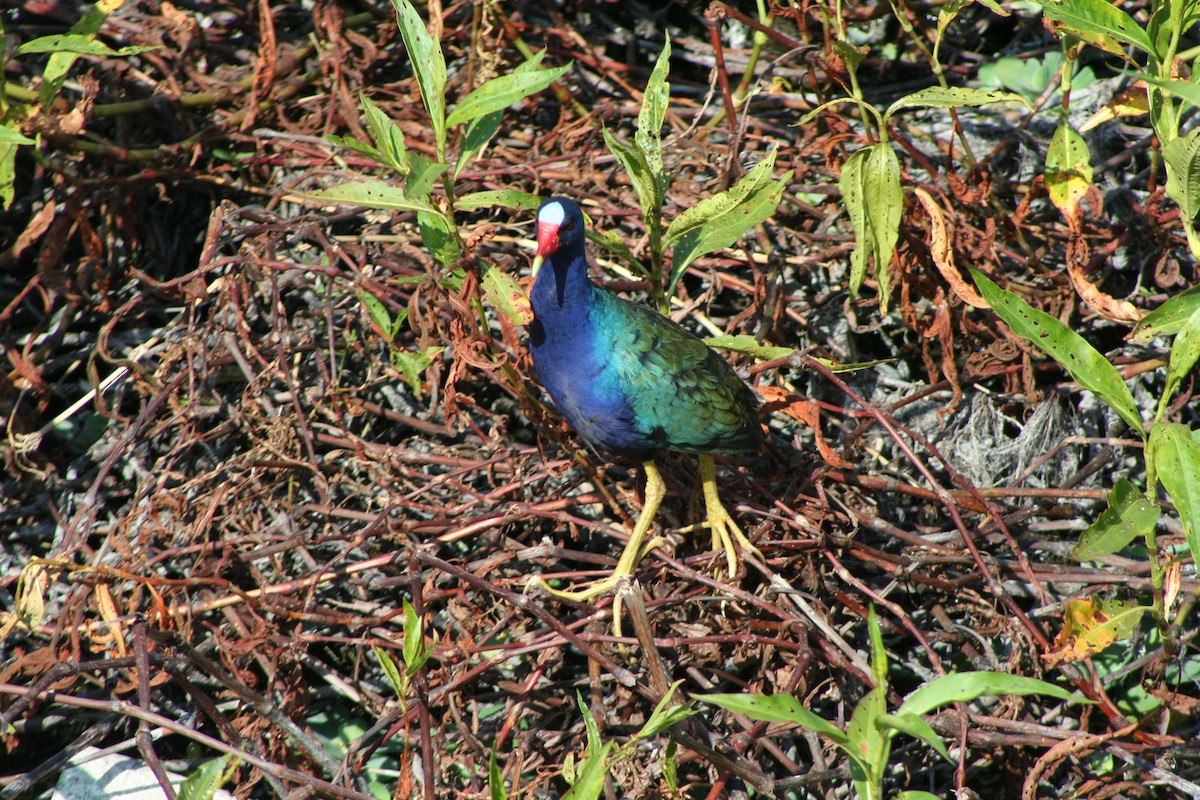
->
531 197 589 309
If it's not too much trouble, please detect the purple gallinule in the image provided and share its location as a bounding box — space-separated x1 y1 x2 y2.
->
527 197 761 620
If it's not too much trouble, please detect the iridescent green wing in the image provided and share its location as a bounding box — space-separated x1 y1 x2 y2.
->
600 295 759 454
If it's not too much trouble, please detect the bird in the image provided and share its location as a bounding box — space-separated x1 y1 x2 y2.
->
526 196 762 625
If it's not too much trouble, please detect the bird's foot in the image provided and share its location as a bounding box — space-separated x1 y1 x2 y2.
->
528 534 665 638
697 455 761 578
530 573 630 638
530 572 622 604
703 499 761 577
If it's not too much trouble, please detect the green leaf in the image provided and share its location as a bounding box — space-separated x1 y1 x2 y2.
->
603 129 663 230
897 792 945 800
900 671 1077 717
1033 0 1155 57
867 605 888 692
38 1 120 107
176 755 232 800
970 268 1145 437
16 34 157 56
360 93 409 174
666 149 777 244
814 355 896 373
561 749 609 800
302 180 436 213
403 153 445 200
665 149 788 290
482 264 531 325
395 347 441 396
846 684 888 788
326 133 387 165
455 189 542 212
1128 283 1200 343
1071 478 1161 560
877 712 950 761
886 86 1030 118
1159 308 1200 419
564 693 613 800
702 334 792 361
1046 121 1092 219
840 144 903 313
663 740 679 794
358 290 403 340
372 645 406 699
1150 423 1200 564
489 751 507 800
418 210 460 266
636 35 671 177
402 597 431 675
700 693 849 744
455 110 502 178
1163 129 1200 258
831 40 866 75
588 228 648 276
454 54 564 176
1140 76 1200 111
635 682 694 739
0 143 16 210
0 128 34 145
391 0 447 154
446 58 571 128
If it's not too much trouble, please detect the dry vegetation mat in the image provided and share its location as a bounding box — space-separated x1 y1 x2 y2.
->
1 0 1199 798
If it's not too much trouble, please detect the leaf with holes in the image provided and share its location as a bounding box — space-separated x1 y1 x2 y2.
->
1129 283 1200 343
391 0 447 153
885 86 1029 118
1033 0 1154 57
841 144 902 312
302 180 436 213
635 35 671 177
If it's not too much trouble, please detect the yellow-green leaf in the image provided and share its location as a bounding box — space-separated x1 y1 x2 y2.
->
1034 0 1155 57
482 265 533 326
1046 121 1092 221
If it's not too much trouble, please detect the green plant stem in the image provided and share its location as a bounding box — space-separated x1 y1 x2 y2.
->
1142 522 1169 642
731 0 773 106
648 208 668 314
892 0 977 166
1148 7 1186 144
1060 40 1075 113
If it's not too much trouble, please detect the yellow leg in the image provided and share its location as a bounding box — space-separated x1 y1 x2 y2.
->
532 460 666 633
698 454 761 576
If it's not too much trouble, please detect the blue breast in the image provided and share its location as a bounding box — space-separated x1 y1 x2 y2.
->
529 276 650 455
